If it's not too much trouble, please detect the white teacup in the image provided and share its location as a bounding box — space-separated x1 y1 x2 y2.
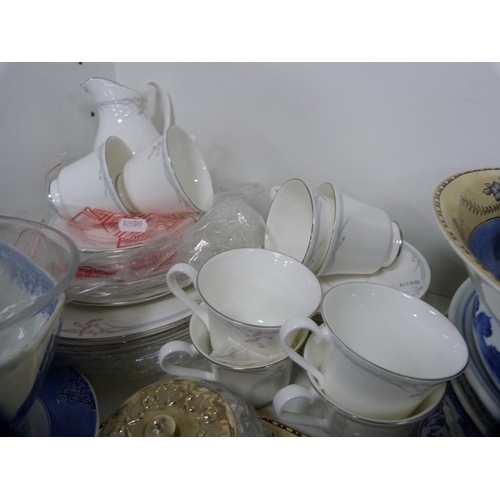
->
119 125 214 216
265 179 334 274
273 354 447 437
316 185 403 276
280 282 469 420
158 312 307 408
166 248 322 356
49 136 134 220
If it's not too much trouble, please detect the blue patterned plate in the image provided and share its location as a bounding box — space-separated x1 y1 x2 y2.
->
471 293 500 393
21 365 99 437
447 279 500 433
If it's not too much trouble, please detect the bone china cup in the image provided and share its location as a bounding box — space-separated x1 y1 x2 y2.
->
280 282 469 420
272 333 447 436
48 136 134 220
119 125 214 216
166 248 323 356
316 186 403 276
157 312 307 408
265 179 334 274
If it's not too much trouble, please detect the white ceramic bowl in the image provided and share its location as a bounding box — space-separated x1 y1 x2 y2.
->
0 216 79 434
434 168 500 323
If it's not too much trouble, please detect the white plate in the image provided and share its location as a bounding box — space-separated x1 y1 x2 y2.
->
447 278 500 425
319 241 430 298
61 285 200 341
20 365 98 437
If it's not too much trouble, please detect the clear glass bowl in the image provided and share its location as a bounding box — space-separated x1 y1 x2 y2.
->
0 216 79 434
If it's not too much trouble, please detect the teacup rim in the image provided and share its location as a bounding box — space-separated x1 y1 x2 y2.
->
196 248 323 329
320 282 469 382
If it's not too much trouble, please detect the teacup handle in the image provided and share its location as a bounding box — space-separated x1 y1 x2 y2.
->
273 384 327 430
158 340 216 381
166 263 210 329
280 317 333 390
145 80 172 134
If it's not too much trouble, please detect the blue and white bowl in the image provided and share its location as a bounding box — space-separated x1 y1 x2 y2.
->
0 216 78 435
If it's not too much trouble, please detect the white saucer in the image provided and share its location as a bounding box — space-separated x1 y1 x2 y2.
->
319 241 430 298
447 278 500 427
20 365 98 437
61 285 200 341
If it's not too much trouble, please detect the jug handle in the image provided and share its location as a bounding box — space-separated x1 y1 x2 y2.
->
145 80 172 134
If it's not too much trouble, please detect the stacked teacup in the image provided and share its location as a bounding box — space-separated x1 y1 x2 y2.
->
273 282 469 436
264 178 403 277
263 178 469 435
48 78 218 399
47 78 214 305
159 248 323 408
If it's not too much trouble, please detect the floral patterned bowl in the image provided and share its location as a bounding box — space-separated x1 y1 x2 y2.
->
434 168 500 323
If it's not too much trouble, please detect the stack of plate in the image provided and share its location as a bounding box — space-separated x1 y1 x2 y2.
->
447 279 500 436
48 211 196 306
54 286 200 385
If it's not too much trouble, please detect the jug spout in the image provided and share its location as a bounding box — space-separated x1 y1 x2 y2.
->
81 77 171 155
80 77 145 102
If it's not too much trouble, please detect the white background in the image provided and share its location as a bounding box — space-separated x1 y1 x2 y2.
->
2 62 500 298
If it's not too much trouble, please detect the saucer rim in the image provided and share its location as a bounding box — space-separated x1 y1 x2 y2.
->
319 240 430 299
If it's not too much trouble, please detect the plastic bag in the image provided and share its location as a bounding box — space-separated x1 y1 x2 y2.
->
177 182 267 270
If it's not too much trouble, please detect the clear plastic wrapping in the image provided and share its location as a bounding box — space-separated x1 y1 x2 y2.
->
44 156 267 305
177 182 267 271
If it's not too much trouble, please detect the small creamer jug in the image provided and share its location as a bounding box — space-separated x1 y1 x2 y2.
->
81 77 171 155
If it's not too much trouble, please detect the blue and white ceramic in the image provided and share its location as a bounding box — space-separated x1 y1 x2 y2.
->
447 278 500 433
20 365 98 437
434 168 500 324
0 216 78 433
471 293 500 393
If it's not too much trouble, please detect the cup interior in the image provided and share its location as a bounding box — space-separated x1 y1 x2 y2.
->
167 126 213 211
265 179 314 263
197 248 322 327
105 137 137 212
322 282 469 380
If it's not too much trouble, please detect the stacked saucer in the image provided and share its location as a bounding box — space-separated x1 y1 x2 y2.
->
47 210 197 306
447 279 500 436
54 286 200 383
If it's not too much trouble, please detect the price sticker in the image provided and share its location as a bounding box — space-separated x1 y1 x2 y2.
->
119 218 148 233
